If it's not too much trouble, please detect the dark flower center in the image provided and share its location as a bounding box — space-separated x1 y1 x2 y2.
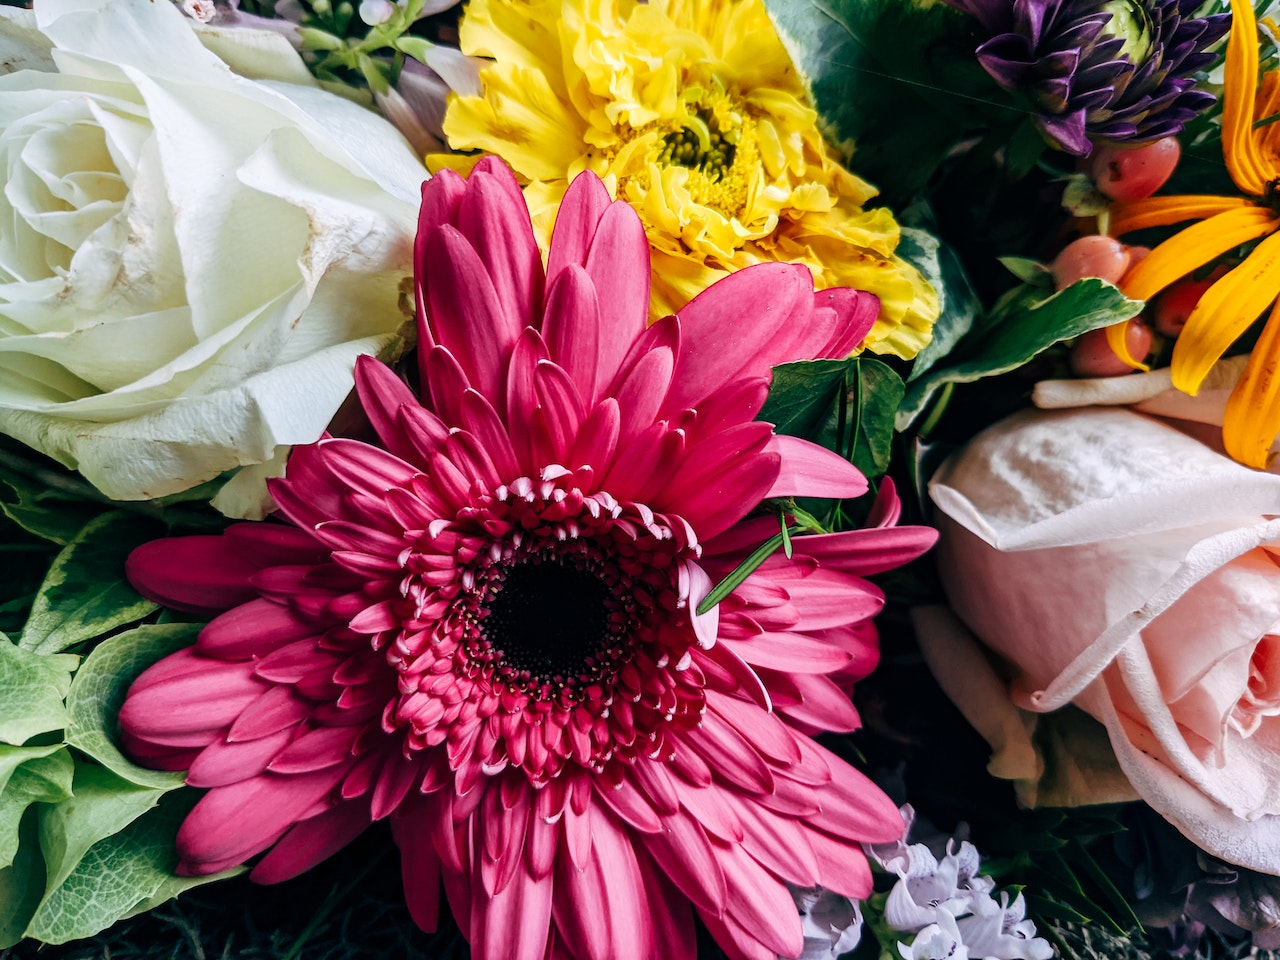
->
483 557 616 681
658 109 737 181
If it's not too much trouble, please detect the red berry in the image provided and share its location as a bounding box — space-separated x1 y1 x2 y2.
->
1087 137 1181 203
1069 322 1153 377
1152 277 1214 337
1051 235 1131 291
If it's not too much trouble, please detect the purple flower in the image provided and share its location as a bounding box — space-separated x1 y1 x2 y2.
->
949 0 1229 155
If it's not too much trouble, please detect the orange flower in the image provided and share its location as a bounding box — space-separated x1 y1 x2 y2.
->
1109 0 1280 467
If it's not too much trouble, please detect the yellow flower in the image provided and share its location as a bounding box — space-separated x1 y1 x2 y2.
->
435 0 940 359
1110 0 1280 467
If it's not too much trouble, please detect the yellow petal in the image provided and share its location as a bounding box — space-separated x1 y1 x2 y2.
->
1104 320 1150 371
1171 228 1280 393
1110 195 1250 235
1223 0 1270 194
1223 298 1280 467
1120 205 1278 302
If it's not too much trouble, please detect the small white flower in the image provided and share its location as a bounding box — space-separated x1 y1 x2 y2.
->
358 0 397 24
898 911 970 960
180 0 216 22
956 890 1055 960
788 885 863 960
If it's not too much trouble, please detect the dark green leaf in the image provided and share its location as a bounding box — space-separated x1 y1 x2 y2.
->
897 278 1145 428
763 0 1018 203
19 512 163 655
64 623 197 790
761 357 904 481
0 458 102 546
848 358 905 478
0 638 77 745
697 527 796 614
0 808 44 948
899 216 985 382
996 255 1052 287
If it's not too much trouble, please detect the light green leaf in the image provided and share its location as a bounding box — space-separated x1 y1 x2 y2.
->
395 35 434 62
0 749 73 870
64 623 198 790
896 278 1146 429
0 743 64 798
0 808 43 948
0 638 77 744
997 255 1053 286
24 789 240 944
763 0 1011 204
37 764 170 896
20 511 162 655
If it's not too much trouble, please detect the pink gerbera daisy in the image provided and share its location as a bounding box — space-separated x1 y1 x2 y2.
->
118 158 937 960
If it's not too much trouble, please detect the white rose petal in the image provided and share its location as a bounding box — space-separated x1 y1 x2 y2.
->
0 0 423 508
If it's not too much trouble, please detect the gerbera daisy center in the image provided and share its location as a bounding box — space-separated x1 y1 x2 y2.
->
481 556 616 681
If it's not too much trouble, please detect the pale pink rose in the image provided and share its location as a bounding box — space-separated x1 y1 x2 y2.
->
928 406 1280 872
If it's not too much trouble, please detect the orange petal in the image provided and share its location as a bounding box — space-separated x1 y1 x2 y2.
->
1172 228 1280 394
1224 298 1280 468
1120 205 1278 302
1224 0 1270 194
1110 195 1250 235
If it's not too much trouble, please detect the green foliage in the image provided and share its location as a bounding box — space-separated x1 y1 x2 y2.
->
0 638 76 744
762 0 1019 204
19 512 163 656
897 277 1146 429
64 624 197 789
25 790 241 945
0 750 72 870
761 356 905 482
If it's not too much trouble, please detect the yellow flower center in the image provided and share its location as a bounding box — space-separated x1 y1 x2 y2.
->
627 87 759 221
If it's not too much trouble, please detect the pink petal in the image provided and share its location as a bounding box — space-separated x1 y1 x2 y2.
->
612 346 674 449
391 795 444 931
250 799 371 884
763 435 869 501
176 766 349 869
662 263 812 415
541 264 601 403
638 810 727 914
127 536 261 615
545 169 612 286
197 599 319 661
585 201 650 391
471 848 554 960
353 355 423 463
792 525 939 576
456 157 545 333
186 728 294 787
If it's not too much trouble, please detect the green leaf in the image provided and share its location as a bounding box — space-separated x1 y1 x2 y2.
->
896 278 1145 428
763 0 1014 203
848 358 905 478
759 358 851 441
24 789 241 944
37 764 170 897
64 623 198 790
0 452 104 546
898 217 985 382
760 356 904 481
996 255 1052 286
19 511 162 655
0 808 44 948
0 638 77 745
395 35 434 63
0 749 73 871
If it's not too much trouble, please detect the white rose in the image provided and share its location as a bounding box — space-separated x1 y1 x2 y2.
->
0 0 425 511
928 407 1280 873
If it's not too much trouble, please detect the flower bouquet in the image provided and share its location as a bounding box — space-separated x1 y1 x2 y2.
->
0 0 1273 957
